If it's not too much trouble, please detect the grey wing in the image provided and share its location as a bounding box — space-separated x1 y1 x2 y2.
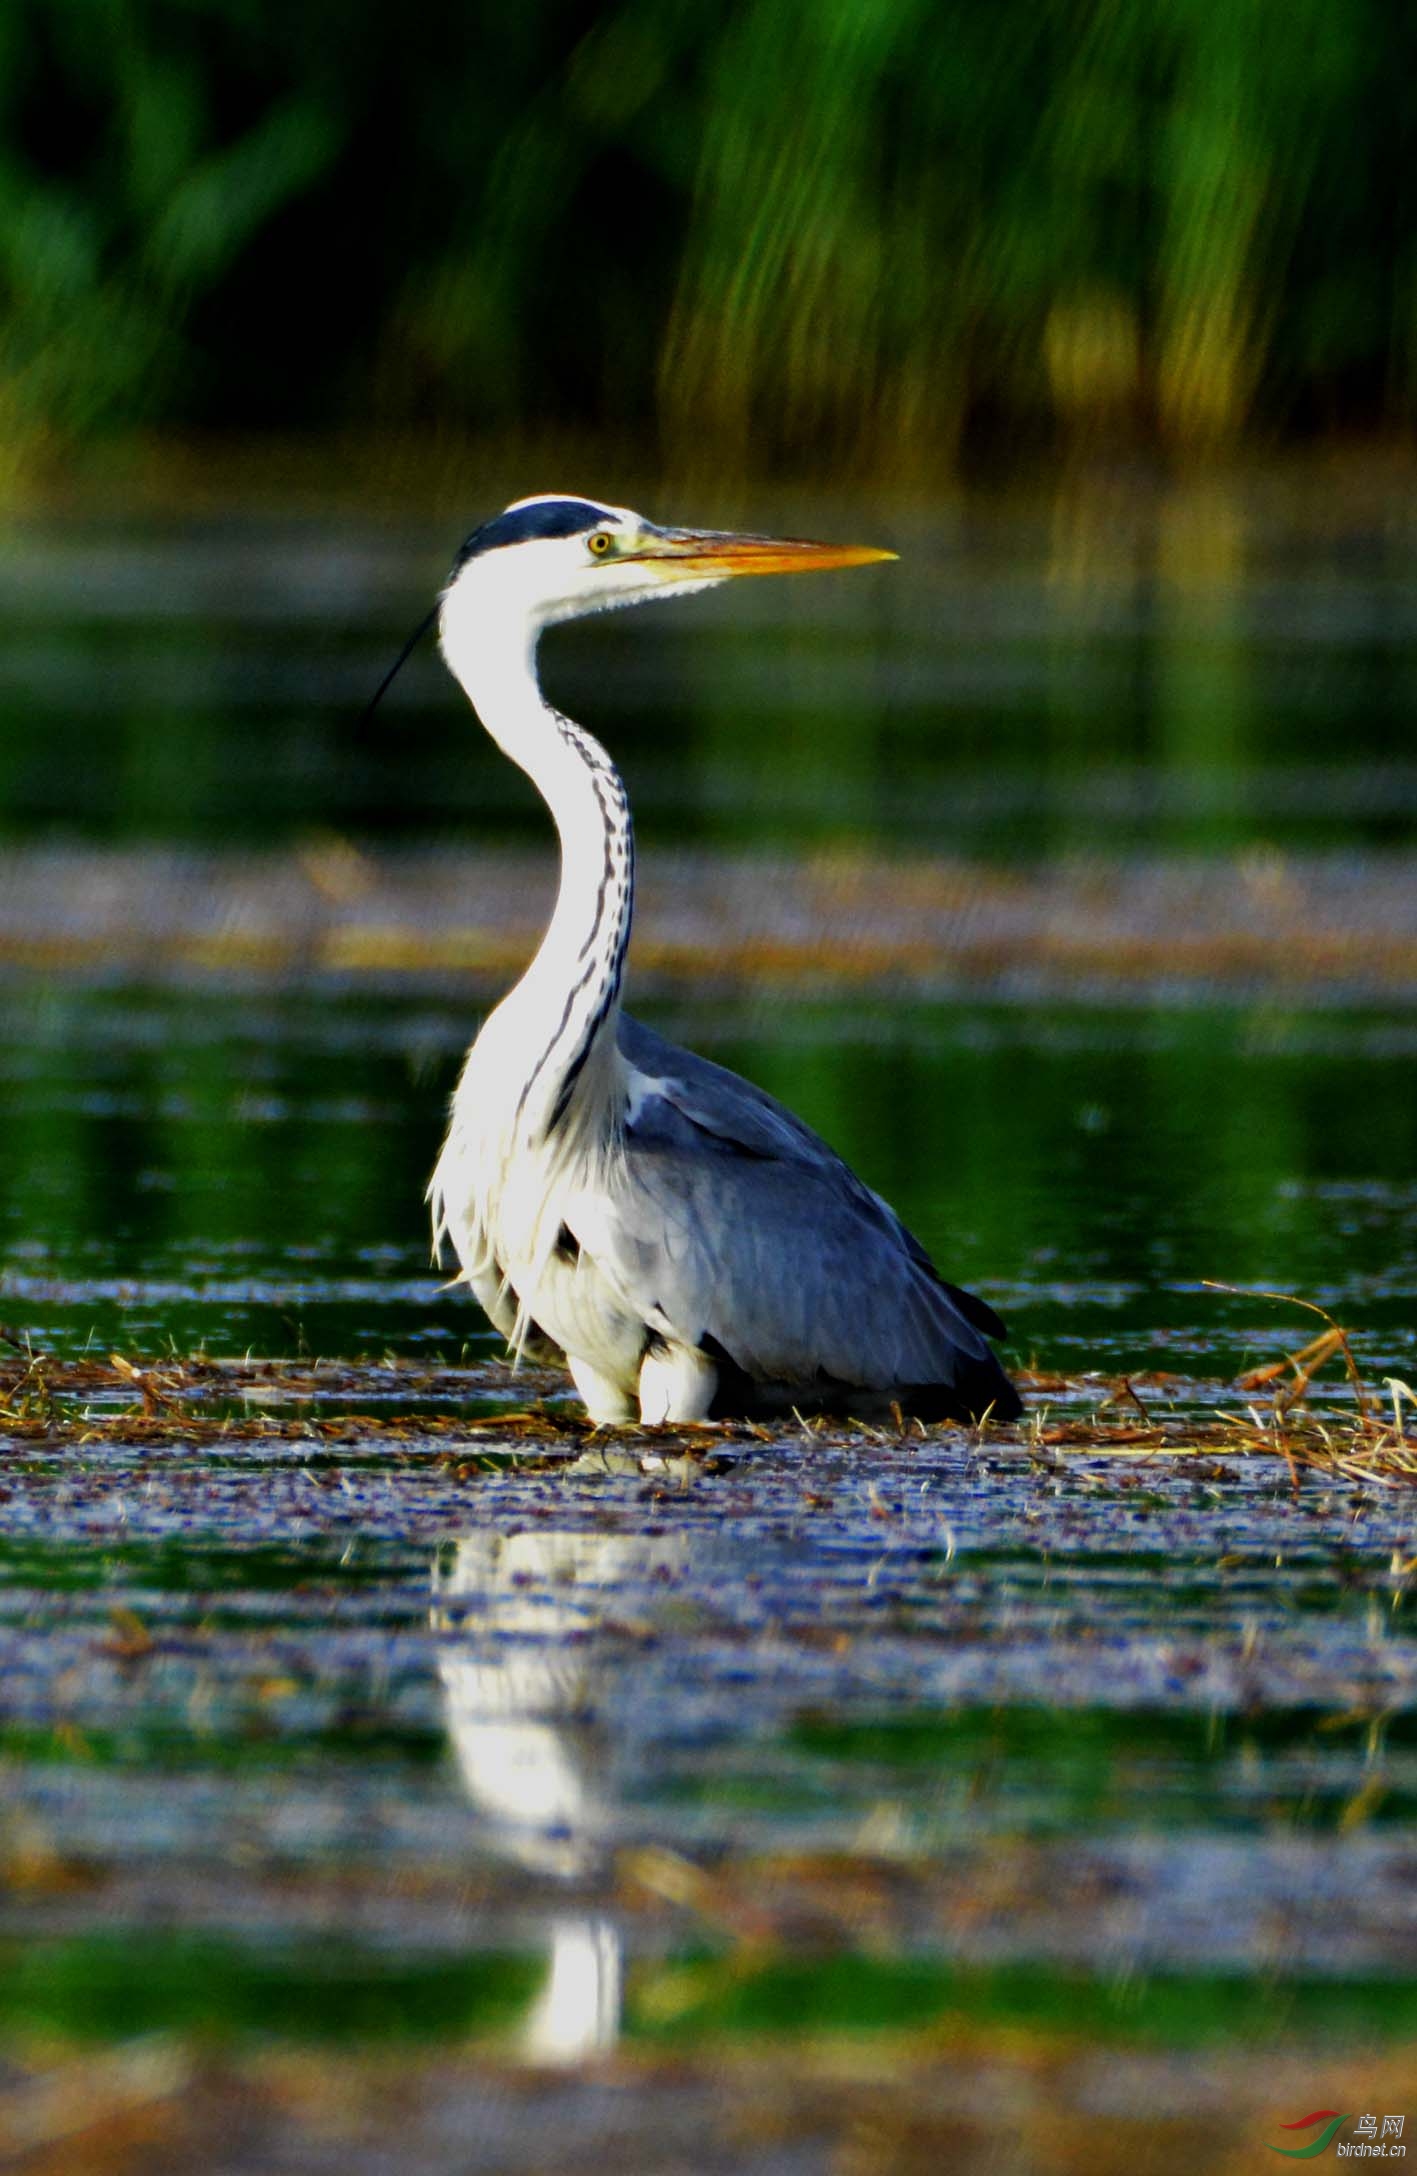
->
603 1015 1016 1408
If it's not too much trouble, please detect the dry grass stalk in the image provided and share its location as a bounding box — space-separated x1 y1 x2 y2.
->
0 1292 1408 1482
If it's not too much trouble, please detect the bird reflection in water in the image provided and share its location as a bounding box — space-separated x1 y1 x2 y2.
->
431 1524 687 2062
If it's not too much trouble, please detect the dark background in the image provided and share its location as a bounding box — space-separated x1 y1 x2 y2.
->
5 0 1417 481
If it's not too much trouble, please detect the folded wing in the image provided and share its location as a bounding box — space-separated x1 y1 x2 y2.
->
585 1017 1019 1419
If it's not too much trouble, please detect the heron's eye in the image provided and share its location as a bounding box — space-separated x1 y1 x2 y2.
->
587 531 615 558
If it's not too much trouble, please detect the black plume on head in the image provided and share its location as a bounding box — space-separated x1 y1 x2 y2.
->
452 497 615 573
362 496 622 727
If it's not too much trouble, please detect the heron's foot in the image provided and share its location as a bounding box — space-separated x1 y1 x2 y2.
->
638 1342 717 1425
567 1356 636 1425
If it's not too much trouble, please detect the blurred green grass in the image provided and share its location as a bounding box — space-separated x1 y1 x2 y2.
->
3 0 1416 476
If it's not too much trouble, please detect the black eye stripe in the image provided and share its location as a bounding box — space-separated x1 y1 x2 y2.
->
452 498 616 570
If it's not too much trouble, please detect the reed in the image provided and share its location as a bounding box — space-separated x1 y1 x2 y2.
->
1 0 1414 471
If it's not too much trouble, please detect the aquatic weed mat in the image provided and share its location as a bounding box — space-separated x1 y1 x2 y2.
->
0 1316 1411 1481
1 1336 1414 2172
0 2025 1414 2176
0 844 1415 1002
0 1344 1413 1853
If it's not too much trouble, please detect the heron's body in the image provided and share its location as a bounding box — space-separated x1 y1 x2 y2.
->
424 494 1021 1427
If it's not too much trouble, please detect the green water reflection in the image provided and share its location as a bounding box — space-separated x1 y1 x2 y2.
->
0 989 1410 1382
2 503 1417 854
3 1937 1414 2049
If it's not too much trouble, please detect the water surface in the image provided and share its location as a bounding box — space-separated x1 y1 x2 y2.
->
0 494 1413 2159
0 990 1412 1388
3 490 1417 854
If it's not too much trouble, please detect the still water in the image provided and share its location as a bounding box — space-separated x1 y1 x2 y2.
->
0 495 1413 2147
0 987 1413 1387
0 985 1413 2102
1 486 1417 855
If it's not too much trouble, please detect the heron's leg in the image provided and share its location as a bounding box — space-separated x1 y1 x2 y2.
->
639 1343 718 1425
567 1355 636 1425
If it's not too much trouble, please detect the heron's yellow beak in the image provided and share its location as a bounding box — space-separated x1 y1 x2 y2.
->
625 527 896 579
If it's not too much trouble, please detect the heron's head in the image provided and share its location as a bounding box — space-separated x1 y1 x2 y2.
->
440 493 895 644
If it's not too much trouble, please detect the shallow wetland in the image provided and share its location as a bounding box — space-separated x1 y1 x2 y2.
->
0 493 1413 2168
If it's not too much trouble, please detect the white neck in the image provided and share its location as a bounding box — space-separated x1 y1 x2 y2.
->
440 601 633 1141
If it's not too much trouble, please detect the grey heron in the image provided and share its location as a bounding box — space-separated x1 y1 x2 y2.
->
393 492 1021 1427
